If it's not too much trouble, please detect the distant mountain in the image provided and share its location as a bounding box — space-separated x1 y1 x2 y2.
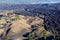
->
0 3 60 10
0 3 60 16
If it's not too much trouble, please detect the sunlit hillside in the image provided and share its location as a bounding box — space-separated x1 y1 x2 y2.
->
0 10 53 40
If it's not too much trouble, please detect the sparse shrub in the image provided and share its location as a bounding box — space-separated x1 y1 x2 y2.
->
6 20 11 23
15 14 19 20
43 30 47 40
0 17 2 20
28 35 33 40
52 30 56 40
